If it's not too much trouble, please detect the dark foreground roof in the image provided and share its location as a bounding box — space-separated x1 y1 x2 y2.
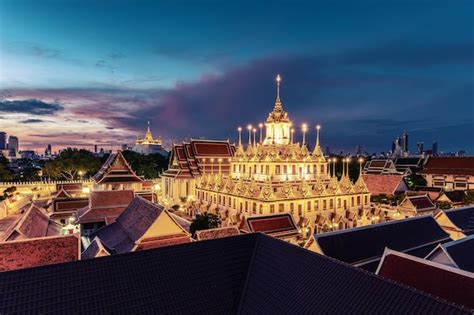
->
0 233 467 314
443 235 474 272
315 216 451 271
443 206 474 235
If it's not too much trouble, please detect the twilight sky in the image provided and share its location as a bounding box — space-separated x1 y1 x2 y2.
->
0 0 473 154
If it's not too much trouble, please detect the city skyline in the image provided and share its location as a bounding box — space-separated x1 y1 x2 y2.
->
0 0 473 153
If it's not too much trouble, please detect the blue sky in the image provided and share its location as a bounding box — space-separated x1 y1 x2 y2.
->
0 0 473 153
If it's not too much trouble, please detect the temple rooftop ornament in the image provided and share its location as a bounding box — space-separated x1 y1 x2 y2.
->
264 74 291 145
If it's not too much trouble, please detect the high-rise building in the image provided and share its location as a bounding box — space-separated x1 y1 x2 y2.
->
0 132 6 150
8 136 19 153
432 141 438 156
401 132 409 153
416 142 424 155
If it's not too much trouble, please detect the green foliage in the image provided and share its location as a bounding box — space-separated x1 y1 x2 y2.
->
463 190 474 205
189 212 221 237
0 155 13 181
122 150 169 179
436 201 452 210
405 174 427 188
1 186 17 201
371 193 404 206
43 148 102 180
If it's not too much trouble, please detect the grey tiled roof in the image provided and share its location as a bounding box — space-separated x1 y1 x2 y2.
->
0 233 469 314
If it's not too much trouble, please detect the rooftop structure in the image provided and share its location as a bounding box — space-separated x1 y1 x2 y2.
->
92 151 144 191
419 157 474 190
398 194 438 217
425 235 474 272
376 248 474 309
305 216 451 271
435 206 474 239
1 204 62 242
195 226 240 241
238 213 300 241
85 196 191 256
0 235 79 272
362 174 407 195
0 233 468 314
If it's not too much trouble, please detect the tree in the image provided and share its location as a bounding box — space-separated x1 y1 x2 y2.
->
436 201 452 210
122 150 169 179
189 212 221 237
405 174 427 188
463 190 474 205
0 155 12 181
43 148 102 180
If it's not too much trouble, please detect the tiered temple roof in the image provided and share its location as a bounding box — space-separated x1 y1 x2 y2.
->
163 140 235 179
93 151 144 184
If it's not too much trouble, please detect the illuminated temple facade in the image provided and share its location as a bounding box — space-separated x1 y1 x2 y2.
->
132 122 167 155
162 76 371 233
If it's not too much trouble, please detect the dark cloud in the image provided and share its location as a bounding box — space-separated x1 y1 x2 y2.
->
0 99 63 115
21 119 46 123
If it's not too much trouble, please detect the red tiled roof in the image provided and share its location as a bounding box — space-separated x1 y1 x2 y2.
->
56 183 83 194
0 235 79 272
362 174 406 195
53 198 89 213
3 205 62 241
406 195 436 211
163 140 235 179
76 190 134 224
196 227 240 241
137 234 192 250
420 157 474 176
377 249 474 309
93 151 144 184
240 214 299 238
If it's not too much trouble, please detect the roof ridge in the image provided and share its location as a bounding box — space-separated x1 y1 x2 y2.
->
236 233 261 313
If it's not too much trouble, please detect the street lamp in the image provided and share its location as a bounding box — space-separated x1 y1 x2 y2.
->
358 157 364 177
78 170 84 180
332 157 337 177
258 123 263 143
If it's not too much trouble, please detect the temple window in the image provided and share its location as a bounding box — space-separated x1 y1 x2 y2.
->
314 200 319 211
252 202 257 214
337 198 341 208
290 203 294 213
279 203 284 212
284 165 287 174
298 204 302 216
292 165 296 174
307 201 311 211
357 196 361 206
323 200 327 209
276 165 281 174
364 195 368 205
329 199 333 209
320 165 325 174
270 205 275 214
266 165 269 174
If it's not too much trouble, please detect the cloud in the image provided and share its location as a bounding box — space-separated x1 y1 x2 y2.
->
0 99 64 115
21 119 47 123
3 39 473 153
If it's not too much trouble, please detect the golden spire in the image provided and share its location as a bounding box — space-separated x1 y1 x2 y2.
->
274 74 283 112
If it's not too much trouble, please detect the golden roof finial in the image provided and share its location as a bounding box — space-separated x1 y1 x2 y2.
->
274 74 283 112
